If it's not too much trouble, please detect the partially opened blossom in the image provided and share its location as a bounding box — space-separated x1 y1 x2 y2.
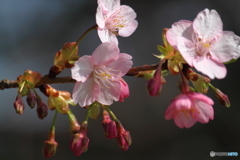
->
71 42 132 107
166 8 240 79
164 92 214 128
96 0 138 45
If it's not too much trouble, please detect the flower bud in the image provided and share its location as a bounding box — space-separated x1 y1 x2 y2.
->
43 140 58 158
118 78 130 102
70 133 89 156
147 68 166 96
70 122 89 156
116 130 132 151
26 89 36 109
214 89 230 107
37 99 48 119
14 94 25 114
115 121 132 150
102 110 117 139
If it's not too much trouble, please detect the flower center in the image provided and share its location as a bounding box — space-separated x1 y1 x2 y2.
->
93 65 120 89
196 41 210 56
176 108 200 119
105 9 129 35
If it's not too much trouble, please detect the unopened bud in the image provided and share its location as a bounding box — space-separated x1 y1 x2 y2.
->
37 99 48 119
115 121 132 150
116 130 132 151
70 133 89 156
14 94 25 114
214 89 230 107
26 89 36 109
118 78 130 102
43 140 58 158
102 110 117 139
147 68 166 96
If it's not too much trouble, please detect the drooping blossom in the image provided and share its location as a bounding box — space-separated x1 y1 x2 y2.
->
164 92 214 128
166 8 240 79
71 42 132 107
96 0 138 45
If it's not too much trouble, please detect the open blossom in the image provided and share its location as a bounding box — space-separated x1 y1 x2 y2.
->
166 8 240 79
164 92 214 128
96 0 138 45
71 42 132 107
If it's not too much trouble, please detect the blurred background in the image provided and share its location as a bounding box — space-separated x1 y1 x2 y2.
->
0 0 240 159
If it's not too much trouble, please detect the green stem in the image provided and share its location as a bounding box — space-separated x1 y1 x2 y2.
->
105 106 118 122
208 83 215 90
75 24 98 47
48 110 58 141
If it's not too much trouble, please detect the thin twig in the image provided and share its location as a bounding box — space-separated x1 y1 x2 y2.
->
0 63 159 90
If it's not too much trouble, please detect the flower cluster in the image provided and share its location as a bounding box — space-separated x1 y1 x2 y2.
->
150 8 240 128
8 1 240 159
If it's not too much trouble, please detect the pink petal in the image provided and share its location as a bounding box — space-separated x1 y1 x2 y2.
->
193 100 214 123
99 0 120 16
116 5 138 37
166 20 192 48
119 20 138 37
210 31 240 63
176 36 197 66
71 56 93 82
92 42 119 65
174 115 197 128
72 78 99 107
190 92 214 105
97 79 121 105
193 9 223 42
97 29 119 45
192 57 227 79
107 53 132 77
173 94 192 110
164 104 175 120
96 5 105 28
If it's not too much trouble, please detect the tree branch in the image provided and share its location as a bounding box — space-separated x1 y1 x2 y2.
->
0 63 159 90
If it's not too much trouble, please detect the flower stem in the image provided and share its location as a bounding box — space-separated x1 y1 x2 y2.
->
105 106 119 122
74 24 98 48
48 110 58 141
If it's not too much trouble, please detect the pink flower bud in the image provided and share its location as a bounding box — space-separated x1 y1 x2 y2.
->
43 140 58 158
116 130 132 151
70 122 89 156
147 68 166 96
26 89 36 109
118 78 130 102
14 94 25 114
102 110 117 139
214 89 230 107
115 121 132 150
37 100 48 119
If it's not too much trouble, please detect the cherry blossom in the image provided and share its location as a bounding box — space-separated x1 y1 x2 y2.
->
96 0 138 45
166 8 240 79
71 42 132 107
164 92 214 128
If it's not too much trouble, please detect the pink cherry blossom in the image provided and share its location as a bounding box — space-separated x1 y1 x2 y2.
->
71 42 132 107
166 8 240 79
164 92 214 128
96 0 138 45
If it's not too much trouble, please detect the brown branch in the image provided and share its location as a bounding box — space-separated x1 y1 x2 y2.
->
0 63 159 90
